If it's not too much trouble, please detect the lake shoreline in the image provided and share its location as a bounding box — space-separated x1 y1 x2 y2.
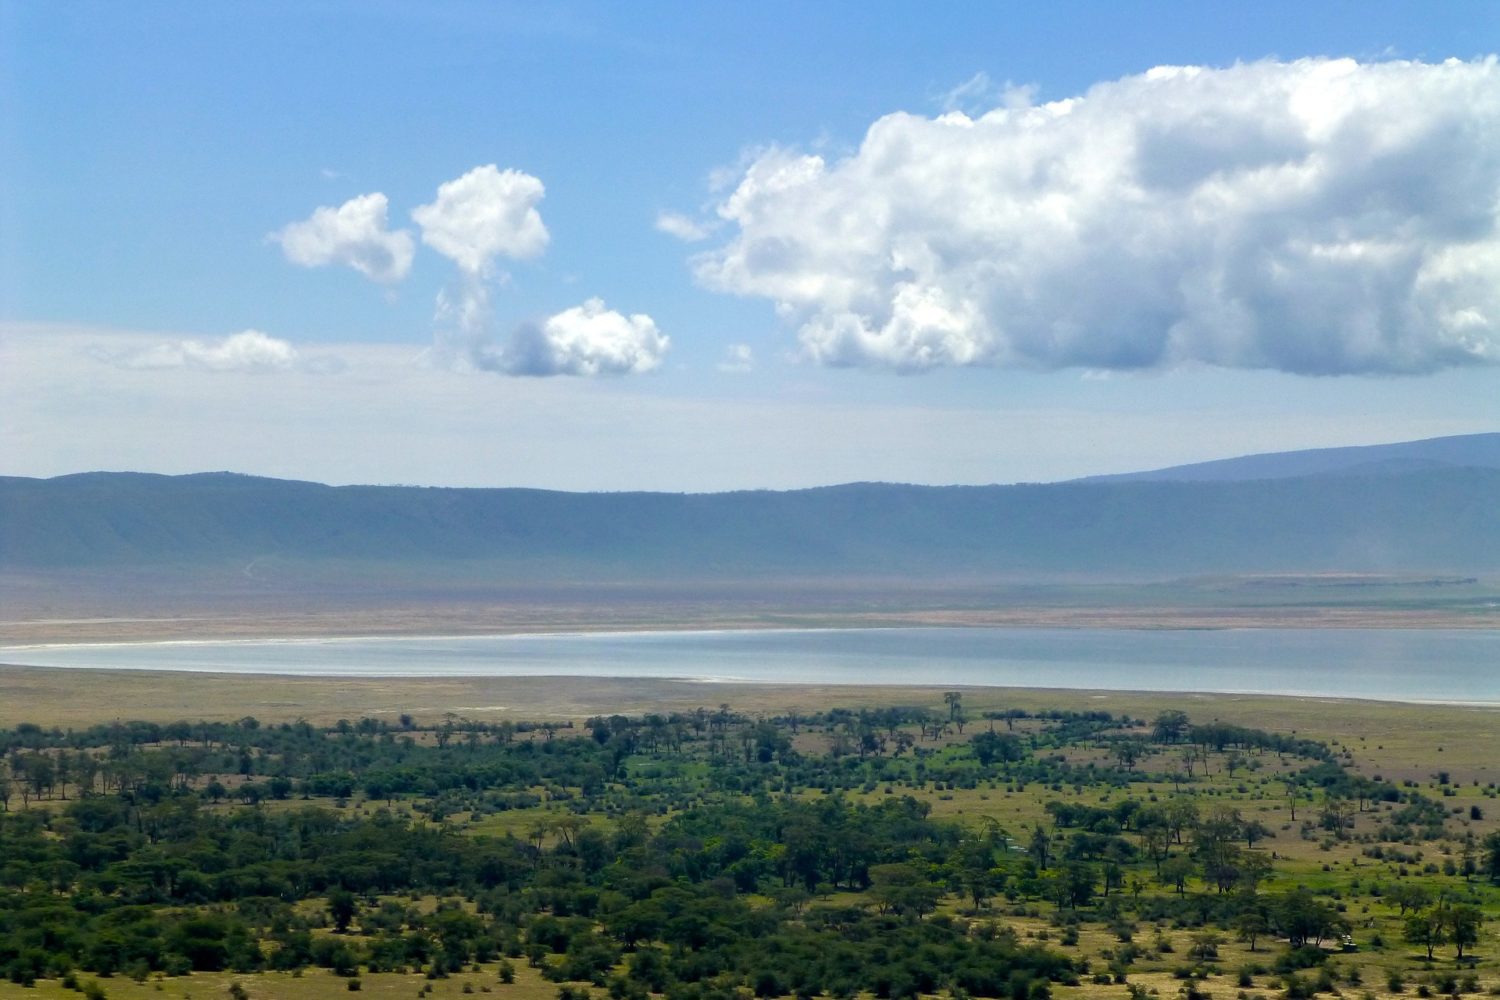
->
4 658 1499 711
2 624 1496 707
3 601 1496 647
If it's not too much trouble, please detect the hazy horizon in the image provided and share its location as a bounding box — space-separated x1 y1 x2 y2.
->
4 429 1497 493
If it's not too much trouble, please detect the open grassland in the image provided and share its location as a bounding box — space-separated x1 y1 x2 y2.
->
4 573 1497 645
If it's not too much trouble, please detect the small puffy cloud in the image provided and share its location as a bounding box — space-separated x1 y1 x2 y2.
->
99 330 340 374
271 193 414 284
413 164 549 274
718 343 755 373
493 298 668 376
696 57 1500 375
655 210 715 242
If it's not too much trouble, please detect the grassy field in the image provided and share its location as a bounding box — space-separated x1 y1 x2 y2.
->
4 573 1497 645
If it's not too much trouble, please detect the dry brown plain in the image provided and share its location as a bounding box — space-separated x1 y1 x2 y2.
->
4 569 1497 646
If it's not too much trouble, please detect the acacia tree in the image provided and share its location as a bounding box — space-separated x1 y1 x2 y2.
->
1111 740 1142 771
1483 831 1500 882
1237 851 1273 895
21 753 54 802
1387 883 1432 916
1153 711 1190 744
1180 747 1201 778
1284 778 1303 821
1277 887 1345 948
950 839 1001 909
1444 905 1483 959
1319 794 1353 839
1163 799 1199 845
1160 856 1194 896
1235 910 1268 952
868 862 940 920
1029 825 1052 870
72 751 100 797
1138 823 1170 875
972 731 1022 766
1195 806 1245 893
327 887 358 934
1055 861 1096 909
1405 910 1446 961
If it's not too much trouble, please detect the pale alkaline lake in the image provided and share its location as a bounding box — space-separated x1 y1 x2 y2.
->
2 627 1498 704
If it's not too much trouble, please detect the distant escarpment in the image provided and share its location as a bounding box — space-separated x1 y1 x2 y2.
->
2 462 1496 580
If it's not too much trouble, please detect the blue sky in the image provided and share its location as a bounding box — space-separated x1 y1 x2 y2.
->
3 2 1498 489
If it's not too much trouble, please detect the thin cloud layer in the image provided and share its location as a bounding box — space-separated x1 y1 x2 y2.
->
718 343 755 373
99 330 339 374
656 210 715 242
413 165 549 274
271 193 414 284
695 57 1500 375
494 298 669 376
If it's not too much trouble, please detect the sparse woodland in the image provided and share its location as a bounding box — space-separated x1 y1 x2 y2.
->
2 696 1499 1000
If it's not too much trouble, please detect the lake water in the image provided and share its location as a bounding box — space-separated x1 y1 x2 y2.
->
2 627 1498 704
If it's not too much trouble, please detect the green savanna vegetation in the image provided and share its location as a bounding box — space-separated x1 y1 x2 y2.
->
2 696 1500 1000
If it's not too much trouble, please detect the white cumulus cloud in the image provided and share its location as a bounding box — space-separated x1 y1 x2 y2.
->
272 192 415 284
99 330 340 374
415 165 552 370
491 298 668 376
695 57 1500 375
413 164 549 275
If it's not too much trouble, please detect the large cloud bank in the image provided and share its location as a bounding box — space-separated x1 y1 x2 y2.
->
694 57 1500 375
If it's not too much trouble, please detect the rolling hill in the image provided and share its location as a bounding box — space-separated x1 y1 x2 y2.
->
2 433 1497 580
1075 432 1500 484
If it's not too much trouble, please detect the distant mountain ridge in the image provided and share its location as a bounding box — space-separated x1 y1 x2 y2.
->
1074 432 1500 484
2 433 1497 577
